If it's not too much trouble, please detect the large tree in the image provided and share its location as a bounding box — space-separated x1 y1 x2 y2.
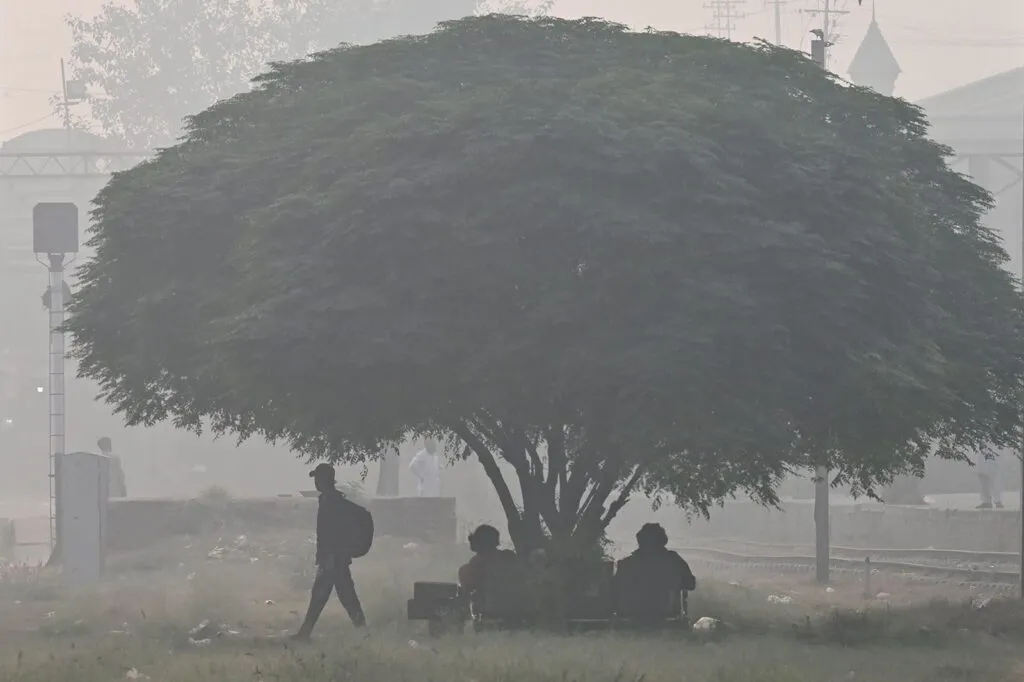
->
63 0 477 149
477 0 553 15
68 16 1024 553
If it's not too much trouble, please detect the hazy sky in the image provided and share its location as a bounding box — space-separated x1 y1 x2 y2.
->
0 0 1021 139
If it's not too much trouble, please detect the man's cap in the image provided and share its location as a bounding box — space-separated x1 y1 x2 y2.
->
309 463 335 480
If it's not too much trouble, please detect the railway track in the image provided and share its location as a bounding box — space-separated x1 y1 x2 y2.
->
674 541 1021 592
707 537 1020 566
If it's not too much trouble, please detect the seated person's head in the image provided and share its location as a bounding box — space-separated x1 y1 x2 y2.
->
636 522 669 551
468 524 501 553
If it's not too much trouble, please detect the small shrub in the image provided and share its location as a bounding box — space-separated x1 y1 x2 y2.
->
197 485 232 501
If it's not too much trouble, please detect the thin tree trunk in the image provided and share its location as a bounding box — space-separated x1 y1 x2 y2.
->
451 421 528 549
375 447 401 496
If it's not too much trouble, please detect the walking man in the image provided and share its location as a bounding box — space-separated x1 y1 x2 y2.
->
293 463 369 640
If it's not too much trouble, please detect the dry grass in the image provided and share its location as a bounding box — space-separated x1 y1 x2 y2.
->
0 526 1021 682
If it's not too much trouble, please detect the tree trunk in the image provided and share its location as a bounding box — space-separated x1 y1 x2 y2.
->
375 447 401 497
452 418 633 558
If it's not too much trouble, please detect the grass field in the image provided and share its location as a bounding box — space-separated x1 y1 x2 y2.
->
1 525 1022 682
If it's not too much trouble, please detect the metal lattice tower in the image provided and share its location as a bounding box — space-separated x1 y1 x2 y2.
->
46 254 68 551
704 0 747 40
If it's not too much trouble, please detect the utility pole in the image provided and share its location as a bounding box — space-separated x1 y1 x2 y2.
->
58 59 86 148
812 464 829 582
59 60 72 131
766 0 786 45
802 0 850 69
59 60 73 151
808 33 829 584
1019 109 1024 600
704 0 747 41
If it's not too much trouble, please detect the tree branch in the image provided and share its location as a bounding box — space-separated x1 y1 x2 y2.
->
575 467 616 533
512 426 566 536
574 446 638 536
562 438 603 526
475 411 528 473
471 415 559 546
544 423 565 496
450 419 524 544
522 432 545 481
600 465 645 528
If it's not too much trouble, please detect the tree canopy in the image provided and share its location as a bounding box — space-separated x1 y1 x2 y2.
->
68 16 1024 551
63 0 478 148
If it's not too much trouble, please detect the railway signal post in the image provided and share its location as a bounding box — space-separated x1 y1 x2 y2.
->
32 201 79 558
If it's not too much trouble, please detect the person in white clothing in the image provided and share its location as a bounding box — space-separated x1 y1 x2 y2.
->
975 451 1003 509
409 439 441 497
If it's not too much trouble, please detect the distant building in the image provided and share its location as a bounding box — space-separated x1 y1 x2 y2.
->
845 18 1023 498
846 5 901 97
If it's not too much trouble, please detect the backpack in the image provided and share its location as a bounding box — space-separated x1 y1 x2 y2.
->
339 496 374 559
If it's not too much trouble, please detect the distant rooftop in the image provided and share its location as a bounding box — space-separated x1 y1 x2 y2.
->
1 128 123 154
847 10 901 85
915 66 1024 120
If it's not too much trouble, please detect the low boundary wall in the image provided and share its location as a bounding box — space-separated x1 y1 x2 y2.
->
14 497 1020 555
106 496 457 551
0 518 12 556
686 501 1021 552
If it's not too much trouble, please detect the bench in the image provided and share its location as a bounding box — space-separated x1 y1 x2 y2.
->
473 557 542 631
614 585 689 630
408 556 690 635
407 581 467 636
563 559 615 631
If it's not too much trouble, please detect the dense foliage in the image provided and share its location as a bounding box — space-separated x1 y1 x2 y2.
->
68 16 1024 551
63 0 477 148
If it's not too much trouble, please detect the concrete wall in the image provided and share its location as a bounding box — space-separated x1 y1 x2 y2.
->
0 518 12 556
684 501 1022 552
105 495 458 552
21 495 1022 557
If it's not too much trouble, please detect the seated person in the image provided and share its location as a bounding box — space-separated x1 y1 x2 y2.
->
458 524 517 609
614 522 696 622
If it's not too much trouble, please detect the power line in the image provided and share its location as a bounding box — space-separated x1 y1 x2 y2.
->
890 31 1024 47
705 0 747 40
900 39 1024 48
801 0 853 68
765 0 787 45
0 85 61 95
887 18 1024 41
0 112 56 136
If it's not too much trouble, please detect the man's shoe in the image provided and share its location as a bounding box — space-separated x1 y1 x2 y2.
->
290 632 312 643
